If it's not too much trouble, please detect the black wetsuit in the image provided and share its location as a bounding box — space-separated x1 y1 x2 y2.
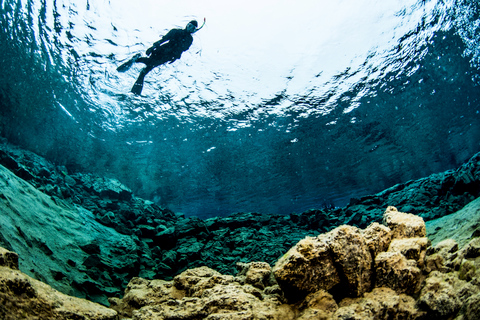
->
131 28 194 94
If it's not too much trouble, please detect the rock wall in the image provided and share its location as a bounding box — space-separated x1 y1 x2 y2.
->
0 162 139 305
426 196 480 247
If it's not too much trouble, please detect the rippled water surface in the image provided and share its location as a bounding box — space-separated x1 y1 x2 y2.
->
1 0 479 217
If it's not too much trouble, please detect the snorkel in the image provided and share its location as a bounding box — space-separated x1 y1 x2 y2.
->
193 18 206 33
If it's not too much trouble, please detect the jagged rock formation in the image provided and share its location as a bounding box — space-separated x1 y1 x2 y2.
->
0 162 139 305
1 139 480 309
1 206 480 319
106 207 479 319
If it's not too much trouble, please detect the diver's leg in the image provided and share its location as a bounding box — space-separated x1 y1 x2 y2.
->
116 53 142 72
136 57 150 64
131 65 154 95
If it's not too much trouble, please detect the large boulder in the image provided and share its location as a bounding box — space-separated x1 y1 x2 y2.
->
273 225 373 301
272 236 340 301
326 225 372 297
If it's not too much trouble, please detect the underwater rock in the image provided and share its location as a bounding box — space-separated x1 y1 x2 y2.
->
326 225 372 297
109 266 294 320
374 251 421 295
362 222 392 257
75 174 133 201
0 163 139 305
235 261 275 290
273 222 381 302
334 287 424 319
388 237 429 269
418 271 477 318
0 247 118 320
383 206 426 239
426 197 480 248
0 247 19 270
464 292 480 320
273 205 480 316
295 290 338 319
424 238 458 273
174 216 205 237
419 236 480 319
272 235 340 302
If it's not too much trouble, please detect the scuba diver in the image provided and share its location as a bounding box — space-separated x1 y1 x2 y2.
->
117 19 205 95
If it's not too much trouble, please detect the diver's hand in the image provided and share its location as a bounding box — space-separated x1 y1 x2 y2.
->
146 46 154 56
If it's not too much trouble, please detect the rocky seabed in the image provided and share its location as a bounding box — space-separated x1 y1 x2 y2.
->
1 141 480 319
1 206 480 319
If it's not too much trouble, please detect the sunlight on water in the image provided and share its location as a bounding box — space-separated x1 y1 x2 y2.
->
6 0 450 128
1 0 479 217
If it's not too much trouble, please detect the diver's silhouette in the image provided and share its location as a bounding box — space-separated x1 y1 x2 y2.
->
117 19 205 95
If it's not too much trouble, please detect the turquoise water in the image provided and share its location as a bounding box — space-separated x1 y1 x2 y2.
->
0 0 479 218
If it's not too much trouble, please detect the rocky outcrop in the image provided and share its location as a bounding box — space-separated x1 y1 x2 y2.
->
0 249 117 320
107 207 480 319
1 139 480 310
0 162 139 305
273 225 373 302
2 206 480 319
273 206 426 302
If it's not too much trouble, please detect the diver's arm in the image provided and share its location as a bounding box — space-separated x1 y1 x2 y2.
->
146 29 177 56
146 38 167 56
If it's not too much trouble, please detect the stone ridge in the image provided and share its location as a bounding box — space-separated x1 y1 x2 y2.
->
1 140 480 305
2 207 480 319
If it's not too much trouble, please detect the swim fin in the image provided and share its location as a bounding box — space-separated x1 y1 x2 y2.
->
131 81 143 95
117 53 141 72
131 71 146 95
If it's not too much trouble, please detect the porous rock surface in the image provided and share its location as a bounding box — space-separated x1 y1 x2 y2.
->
2 206 480 319
106 206 479 319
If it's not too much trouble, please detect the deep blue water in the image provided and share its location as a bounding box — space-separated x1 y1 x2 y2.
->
0 0 479 218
